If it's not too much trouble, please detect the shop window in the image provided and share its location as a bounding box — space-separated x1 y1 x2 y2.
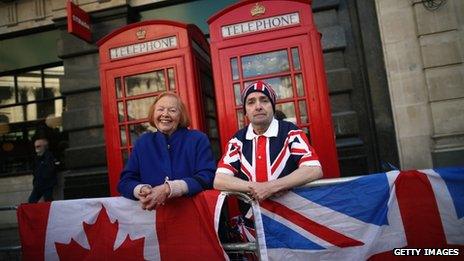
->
0 64 66 176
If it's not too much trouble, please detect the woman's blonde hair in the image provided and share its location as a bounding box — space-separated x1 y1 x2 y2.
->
148 92 190 129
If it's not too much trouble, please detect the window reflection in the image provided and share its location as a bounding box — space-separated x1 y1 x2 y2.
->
237 110 245 129
276 102 296 124
230 58 239 80
241 50 289 78
43 66 63 99
126 97 154 121
115 78 122 98
295 74 305 97
0 65 66 176
129 122 156 144
120 126 127 146
124 70 167 97
168 68 176 90
298 100 308 124
0 76 15 106
291 48 301 70
233 83 242 105
0 106 23 123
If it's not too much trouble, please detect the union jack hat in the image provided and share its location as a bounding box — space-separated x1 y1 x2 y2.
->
241 80 277 114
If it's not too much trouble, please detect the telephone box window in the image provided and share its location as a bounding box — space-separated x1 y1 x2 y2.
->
241 50 289 78
122 149 129 165
233 83 242 105
118 102 125 122
120 127 127 146
291 47 301 70
129 123 155 144
230 57 239 80
126 96 153 121
124 69 167 97
115 78 123 98
276 102 296 124
167 68 176 90
295 74 305 96
237 110 245 129
299 100 308 124
245 76 293 100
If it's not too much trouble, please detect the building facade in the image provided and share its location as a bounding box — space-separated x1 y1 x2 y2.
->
0 0 462 254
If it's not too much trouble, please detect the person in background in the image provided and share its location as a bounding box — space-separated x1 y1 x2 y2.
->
28 138 59 203
118 92 216 210
214 80 322 201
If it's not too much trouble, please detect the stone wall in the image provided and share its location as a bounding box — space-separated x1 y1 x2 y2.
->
376 0 463 169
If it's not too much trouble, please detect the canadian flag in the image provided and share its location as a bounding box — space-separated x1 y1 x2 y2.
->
18 190 227 261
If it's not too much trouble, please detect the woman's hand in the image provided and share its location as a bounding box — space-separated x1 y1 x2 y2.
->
140 183 171 211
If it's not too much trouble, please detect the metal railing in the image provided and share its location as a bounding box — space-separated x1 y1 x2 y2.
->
220 175 362 255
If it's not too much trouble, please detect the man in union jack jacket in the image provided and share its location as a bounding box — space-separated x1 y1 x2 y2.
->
214 81 322 201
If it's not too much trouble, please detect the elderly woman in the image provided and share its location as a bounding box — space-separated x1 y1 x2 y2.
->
118 92 215 210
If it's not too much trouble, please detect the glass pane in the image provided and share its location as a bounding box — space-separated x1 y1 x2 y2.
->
127 97 154 121
0 105 24 123
245 76 293 100
115 78 123 98
0 76 16 106
43 66 64 99
291 48 301 70
237 110 245 129
233 83 242 105
295 74 305 97
122 149 129 165
168 68 176 90
17 70 42 102
230 57 239 80
241 50 289 78
32 100 56 121
124 69 166 97
118 102 125 122
275 102 296 124
129 122 156 144
298 100 308 124
120 126 127 146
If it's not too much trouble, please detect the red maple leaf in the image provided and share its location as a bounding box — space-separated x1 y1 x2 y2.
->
55 206 146 261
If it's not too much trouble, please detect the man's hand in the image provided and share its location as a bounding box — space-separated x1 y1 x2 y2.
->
248 181 278 202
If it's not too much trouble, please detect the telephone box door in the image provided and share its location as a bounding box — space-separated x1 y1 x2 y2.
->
103 58 186 196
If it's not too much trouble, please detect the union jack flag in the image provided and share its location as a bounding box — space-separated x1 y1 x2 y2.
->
252 167 464 260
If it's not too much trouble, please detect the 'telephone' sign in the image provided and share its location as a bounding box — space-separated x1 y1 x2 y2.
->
221 12 300 38
109 36 178 60
67 1 91 42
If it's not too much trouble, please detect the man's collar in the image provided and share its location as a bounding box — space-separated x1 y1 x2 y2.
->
246 118 278 140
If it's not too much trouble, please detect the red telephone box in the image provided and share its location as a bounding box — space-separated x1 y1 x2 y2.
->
97 20 219 196
208 0 340 177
